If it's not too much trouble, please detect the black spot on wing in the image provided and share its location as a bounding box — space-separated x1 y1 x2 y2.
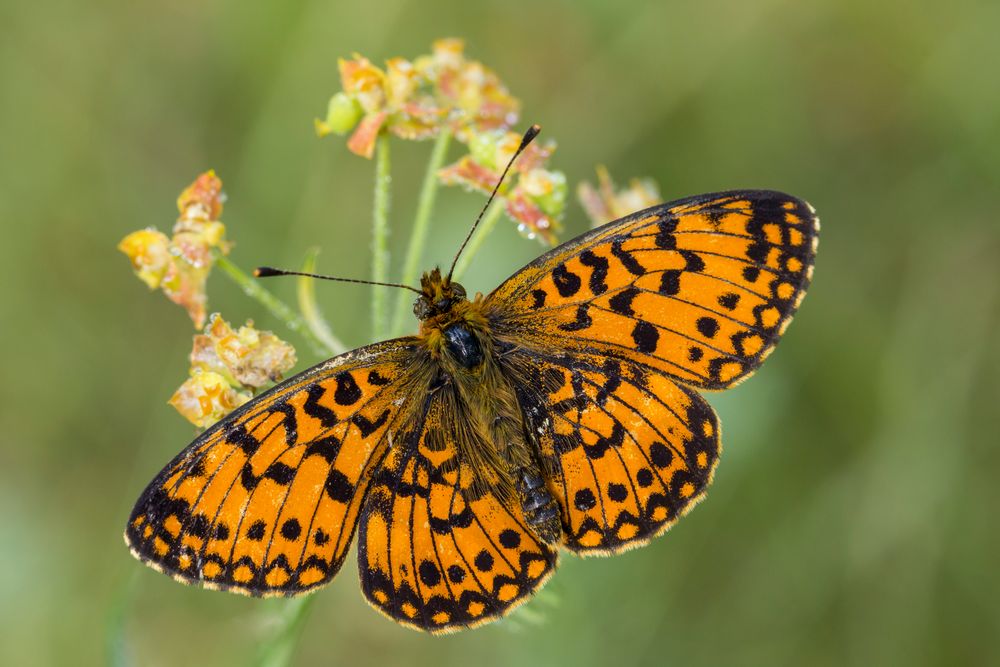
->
558 305 592 332
334 372 362 406
352 408 390 437
659 271 681 296
611 238 645 276
680 250 706 272
608 287 640 317
696 317 719 338
718 293 740 310
246 520 266 541
264 462 295 485
325 469 354 503
552 264 582 297
304 435 341 463
304 384 338 427
280 518 302 541
579 250 610 295
631 321 659 354
368 370 391 386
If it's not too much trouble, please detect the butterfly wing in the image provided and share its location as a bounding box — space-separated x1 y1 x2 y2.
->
485 190 816 553
358 389 557 633
504 348 718 553
486 190 818 389
125 339 424 596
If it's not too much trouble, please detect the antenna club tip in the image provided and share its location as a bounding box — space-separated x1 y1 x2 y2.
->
521 124 541 148
254 266 279 278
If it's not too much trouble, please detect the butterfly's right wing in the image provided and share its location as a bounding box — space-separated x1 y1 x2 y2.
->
125 339 426 597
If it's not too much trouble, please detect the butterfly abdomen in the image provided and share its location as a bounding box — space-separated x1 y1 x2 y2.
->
515 467 561 544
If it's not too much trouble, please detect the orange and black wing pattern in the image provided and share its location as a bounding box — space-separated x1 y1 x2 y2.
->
487 190 818 389
506 349 719 554
359 391 557 633
125 340 422 596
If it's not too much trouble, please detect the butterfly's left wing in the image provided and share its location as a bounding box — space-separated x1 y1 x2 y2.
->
483 190 816 553
358 391 557 633
125 339 423 596
504 348 719 553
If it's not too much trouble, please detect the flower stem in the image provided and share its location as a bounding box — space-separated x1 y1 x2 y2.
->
254 596 317 667
451 199 505 281
297 248 346 355
371 134 392 339
391 128 452 336
212 250 333 356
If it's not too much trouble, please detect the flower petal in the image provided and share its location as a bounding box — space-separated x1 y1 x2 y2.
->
168 371 251 428
118 228 171 289
347 111 389 158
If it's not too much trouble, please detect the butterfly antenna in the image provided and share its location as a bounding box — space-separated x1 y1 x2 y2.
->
447 124 541 282
254 267 423 295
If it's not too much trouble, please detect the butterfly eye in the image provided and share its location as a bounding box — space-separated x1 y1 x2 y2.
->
451 283 467 300
413 298 431 320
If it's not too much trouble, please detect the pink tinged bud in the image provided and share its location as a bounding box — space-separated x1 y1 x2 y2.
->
347 110 389 158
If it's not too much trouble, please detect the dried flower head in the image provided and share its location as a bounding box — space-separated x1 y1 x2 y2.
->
192 314 298 390
169 371 252 429
578 165 662 227
316 39 519 158
170 314 297 427
119 170 231 327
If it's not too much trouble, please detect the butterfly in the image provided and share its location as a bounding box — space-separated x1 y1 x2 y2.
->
125 129 818 633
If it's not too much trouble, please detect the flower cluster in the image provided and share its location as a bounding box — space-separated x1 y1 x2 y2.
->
118 171 230 328
577 165 662 227
169 314 297 427
316 39 566 245
439 129 565 245
316 38 519 158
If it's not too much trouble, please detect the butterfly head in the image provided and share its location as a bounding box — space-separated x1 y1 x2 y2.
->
413 267 468 321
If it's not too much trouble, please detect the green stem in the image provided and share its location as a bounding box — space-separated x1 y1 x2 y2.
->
452 200 505 281
391 128 452 335
212 250 332 356
254 596 317 667
371 134 392 339
297 248 346 355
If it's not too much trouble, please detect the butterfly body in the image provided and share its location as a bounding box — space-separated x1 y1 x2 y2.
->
412 267 562 543
126 190 818 632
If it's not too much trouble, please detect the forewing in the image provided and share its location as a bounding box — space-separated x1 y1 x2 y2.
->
359 393 557 632
507 349 720 553
487 191 818 389
125 339 422 596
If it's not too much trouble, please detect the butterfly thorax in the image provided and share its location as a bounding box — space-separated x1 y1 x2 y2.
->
412 267 562 544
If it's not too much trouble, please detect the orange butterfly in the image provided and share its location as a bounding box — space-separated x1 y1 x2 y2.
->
125 128 818 633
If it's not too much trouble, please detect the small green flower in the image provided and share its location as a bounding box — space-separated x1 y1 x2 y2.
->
315 92 363 136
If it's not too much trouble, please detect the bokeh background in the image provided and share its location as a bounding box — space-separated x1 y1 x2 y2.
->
3 0 999 665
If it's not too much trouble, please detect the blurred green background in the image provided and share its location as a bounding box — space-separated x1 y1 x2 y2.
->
3 0 999 665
